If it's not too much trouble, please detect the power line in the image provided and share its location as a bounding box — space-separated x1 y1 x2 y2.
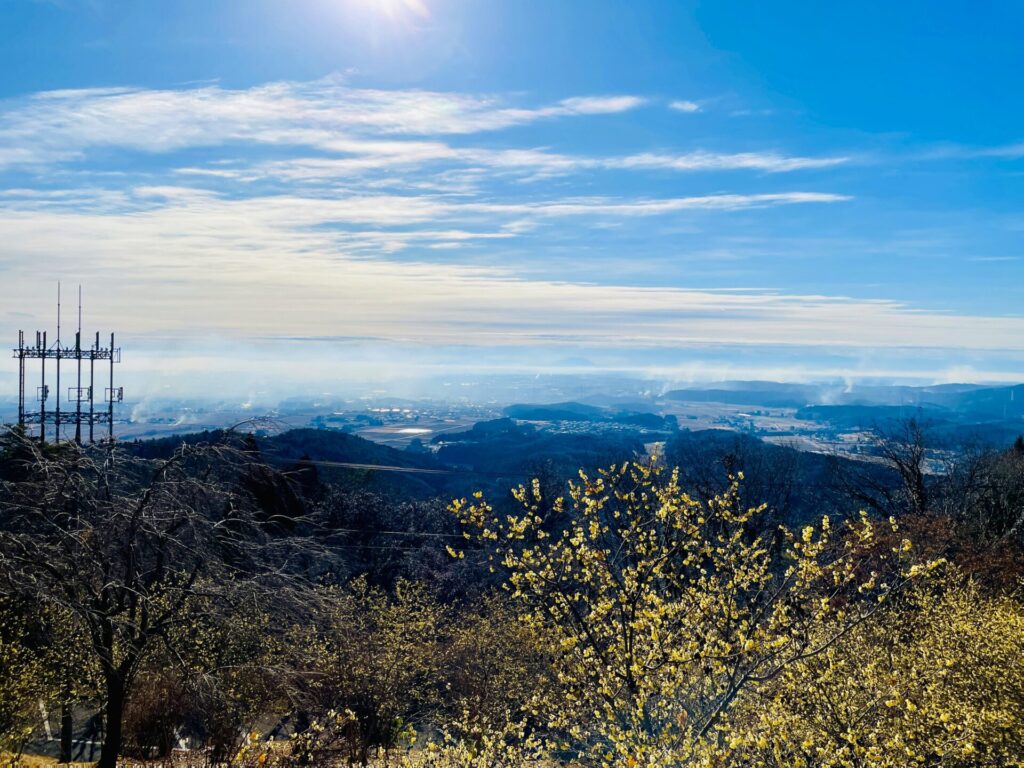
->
297 459 453 475
325 527 465 539
263 455 534 479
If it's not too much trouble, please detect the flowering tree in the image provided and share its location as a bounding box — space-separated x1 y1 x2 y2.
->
727 578 1024 767
450 461 933 765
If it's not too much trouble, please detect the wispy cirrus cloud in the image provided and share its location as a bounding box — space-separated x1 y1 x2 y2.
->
0 185 848 226
915 140 1024 161
608 150 848 173
0 77 644 168
669 99 701 113
468 192 850 217
230 144 850 184
0 78 846 182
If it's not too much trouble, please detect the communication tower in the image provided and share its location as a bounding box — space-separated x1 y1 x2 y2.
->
12 285 123 444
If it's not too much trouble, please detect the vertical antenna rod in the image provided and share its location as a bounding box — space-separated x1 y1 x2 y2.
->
108 332 115 442
16 331 24 429
40 331 47 444
55 282 61 443
75 286 82 445
89 332 97 443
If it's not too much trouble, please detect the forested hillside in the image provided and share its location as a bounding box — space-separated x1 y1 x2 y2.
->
1 422 1023 766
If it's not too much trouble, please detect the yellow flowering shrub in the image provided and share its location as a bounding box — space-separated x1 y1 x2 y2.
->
0 599 98 760
280 577 447 765
444 593 555 737
727 577 1024 767
0 599 46 757
396 712 548 768
447 461 935 766
161 592 279 762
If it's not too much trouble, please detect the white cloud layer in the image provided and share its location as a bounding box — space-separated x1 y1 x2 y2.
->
0 188 1020 355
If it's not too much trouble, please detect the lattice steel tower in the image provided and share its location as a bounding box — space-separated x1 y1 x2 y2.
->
12 285 124 444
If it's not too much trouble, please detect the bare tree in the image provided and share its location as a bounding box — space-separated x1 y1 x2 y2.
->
0 429 313 768
943 437 1024 545
830 418 932 520
668 432 808 527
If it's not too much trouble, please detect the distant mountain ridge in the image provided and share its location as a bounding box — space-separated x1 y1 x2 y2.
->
127 427 454 497
664 381 1024 416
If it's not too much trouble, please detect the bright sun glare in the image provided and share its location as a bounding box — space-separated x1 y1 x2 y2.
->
361 0 430 20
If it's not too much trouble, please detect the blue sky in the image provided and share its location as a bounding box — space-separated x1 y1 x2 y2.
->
1 0 1023 394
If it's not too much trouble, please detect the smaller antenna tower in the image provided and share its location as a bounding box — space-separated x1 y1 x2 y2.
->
12 285 124 444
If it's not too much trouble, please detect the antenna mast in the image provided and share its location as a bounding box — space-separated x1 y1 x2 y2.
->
11 287 124 445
